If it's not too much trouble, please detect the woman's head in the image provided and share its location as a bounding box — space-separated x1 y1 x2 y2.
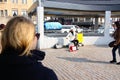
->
1 16 35 56
114 21 120 28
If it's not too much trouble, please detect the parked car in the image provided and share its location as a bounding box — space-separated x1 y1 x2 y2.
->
61 25 83 33
97 26 115 34
97 26 104 33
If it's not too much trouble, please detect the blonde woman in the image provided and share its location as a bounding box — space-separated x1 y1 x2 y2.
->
0 16 58 80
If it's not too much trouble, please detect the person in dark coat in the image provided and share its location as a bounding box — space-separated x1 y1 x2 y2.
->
109 21 120 65
0 16 58 80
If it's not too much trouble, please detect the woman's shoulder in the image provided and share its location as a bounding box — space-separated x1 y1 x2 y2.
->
0 54 58 80
41 66 58 80
27 53 58 80
29 62 58 80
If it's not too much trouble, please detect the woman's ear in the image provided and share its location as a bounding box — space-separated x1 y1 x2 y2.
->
31 36 38 50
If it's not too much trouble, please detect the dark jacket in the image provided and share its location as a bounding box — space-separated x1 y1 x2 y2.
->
0 49 58 80
112 27 120 45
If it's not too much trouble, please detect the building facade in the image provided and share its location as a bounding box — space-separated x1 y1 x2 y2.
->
0 0 35 24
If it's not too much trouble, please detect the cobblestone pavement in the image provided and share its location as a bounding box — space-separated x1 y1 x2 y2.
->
41 45 120 80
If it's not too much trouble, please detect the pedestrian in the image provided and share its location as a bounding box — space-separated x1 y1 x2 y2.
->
0 16 58 80
66 29 79 50
109 21 120 65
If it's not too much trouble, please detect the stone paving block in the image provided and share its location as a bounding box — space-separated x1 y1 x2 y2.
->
41 45 120 80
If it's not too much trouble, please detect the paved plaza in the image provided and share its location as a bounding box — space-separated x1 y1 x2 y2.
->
41 45 120 80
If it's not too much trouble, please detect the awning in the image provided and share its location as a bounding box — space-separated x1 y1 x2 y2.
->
28 1 120 17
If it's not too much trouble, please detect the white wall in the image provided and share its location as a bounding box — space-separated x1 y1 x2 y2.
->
41 35 114 49
83 36 114 45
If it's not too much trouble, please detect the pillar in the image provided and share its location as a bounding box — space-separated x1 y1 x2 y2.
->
104 11 111 37
37 0 44 49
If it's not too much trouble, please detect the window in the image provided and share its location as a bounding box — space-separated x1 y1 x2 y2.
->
5 10 8 16
74 18 78 22
4 0 7 2
12 9 18 16
11 0 18 3
21 10 27 16
22 0 27 4
0 10 4 16
33 0 36 3
0 10 8 17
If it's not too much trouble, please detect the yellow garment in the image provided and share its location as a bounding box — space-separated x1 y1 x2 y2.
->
77 32 84 43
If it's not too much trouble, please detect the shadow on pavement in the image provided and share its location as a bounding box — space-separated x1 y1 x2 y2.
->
57 57 110 64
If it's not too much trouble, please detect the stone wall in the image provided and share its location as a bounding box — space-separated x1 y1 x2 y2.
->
0 17 11 24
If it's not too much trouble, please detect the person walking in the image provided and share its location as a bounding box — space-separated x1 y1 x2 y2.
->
0 16 58 80
109 21 120 65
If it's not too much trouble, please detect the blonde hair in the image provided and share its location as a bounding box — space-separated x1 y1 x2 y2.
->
1 16 35 56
